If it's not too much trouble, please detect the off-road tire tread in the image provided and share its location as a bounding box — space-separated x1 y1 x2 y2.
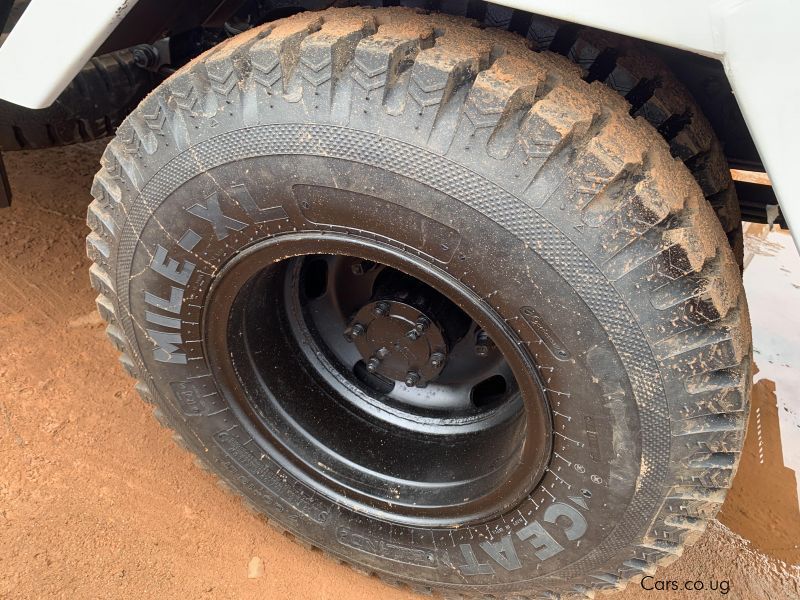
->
516 14 744 268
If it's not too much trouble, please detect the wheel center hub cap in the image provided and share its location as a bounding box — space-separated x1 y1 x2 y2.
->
346 300 447 387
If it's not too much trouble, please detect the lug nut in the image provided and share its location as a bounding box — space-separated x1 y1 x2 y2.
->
430 352 445 368
345 323 366 342
376 347 390 359
406 329 420 341
374 301 390 317
366 357 381 373
405 371 421 387
415 317 430 333
475 330 493 357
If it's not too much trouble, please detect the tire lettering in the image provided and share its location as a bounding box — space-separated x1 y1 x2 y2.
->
479 535 522 571
169 378 219 417
145 310 182 329
516 520 564 561
178 229 202 252
150 245 195 286
455 499 590 576
146 246 193 363
543 502 587 541
585 414 602 463
457 544 494 575
187 192 246 241
147 329 187 364
215 430 332 524
145 286 184 314
336 527 437 568
230 183 288 223
519 306 570 360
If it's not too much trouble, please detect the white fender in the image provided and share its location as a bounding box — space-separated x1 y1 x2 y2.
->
0 0 137 109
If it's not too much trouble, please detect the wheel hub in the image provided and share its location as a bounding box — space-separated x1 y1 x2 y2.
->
346 300 447 387
207 242 550 527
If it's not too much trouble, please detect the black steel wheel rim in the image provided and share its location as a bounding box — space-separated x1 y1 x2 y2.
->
205 233 553 527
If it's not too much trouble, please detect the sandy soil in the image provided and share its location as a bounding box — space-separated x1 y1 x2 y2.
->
1 142 799 599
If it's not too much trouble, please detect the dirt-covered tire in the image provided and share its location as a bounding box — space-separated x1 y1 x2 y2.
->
0 49 155 151
86 8 751 598
283 3 744 268
514 13 744 268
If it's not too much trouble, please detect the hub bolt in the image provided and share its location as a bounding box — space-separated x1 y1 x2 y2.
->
344 323 366 342
405 371 421 387
406 329 420 341
366 357 381 373
415 317 430 333
374 301 390 317
475 330 493 357
430 352 445 368
376 347 390 359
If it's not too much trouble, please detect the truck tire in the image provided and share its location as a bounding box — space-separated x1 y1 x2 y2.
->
87 8 751 598
0 49 154 151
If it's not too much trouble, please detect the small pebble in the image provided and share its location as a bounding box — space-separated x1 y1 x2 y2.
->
247 556 264 579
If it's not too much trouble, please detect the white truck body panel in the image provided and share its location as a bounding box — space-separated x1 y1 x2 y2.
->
0 0 135 109
0 0 796 246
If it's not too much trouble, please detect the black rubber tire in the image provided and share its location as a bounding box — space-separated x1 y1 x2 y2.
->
87 8 751 598
0 49 155 151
